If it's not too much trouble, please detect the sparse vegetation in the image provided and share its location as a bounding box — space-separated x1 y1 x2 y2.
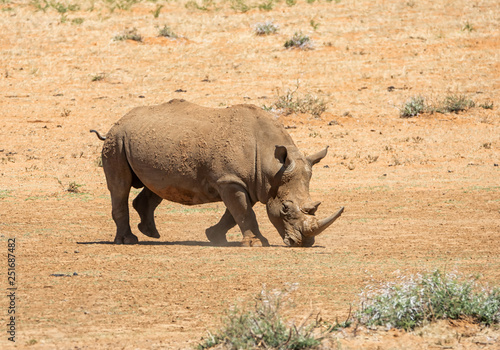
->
254 20 279 36
462 21 474 32
185 0 217 11
91 73 105 82
158 24 178 38
357 270 500 331
113 27 142 42
230 0 251 12
263 83 327 117
400 94 485 118
309 19 320 31
0 189 13 199
105 0 140 12
71 17 84 25
479 101 494 109
284 32 314 50
151 4 163 18
198 283 325 350
258 0 275 11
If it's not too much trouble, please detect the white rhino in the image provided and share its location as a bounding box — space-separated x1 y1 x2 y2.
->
91 99 343 247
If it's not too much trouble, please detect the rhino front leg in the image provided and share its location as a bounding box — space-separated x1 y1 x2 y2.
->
219 183 270 247
132 187 162 239
205 208 236 245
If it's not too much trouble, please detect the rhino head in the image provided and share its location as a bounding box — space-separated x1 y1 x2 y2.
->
266 145 344 247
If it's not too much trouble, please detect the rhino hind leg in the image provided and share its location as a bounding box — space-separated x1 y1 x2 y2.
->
103 146 138 244
132 187 162 239
219 183 270 247
205 208 236 245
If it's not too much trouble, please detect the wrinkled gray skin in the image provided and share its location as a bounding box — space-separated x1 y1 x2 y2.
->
96 99 343 247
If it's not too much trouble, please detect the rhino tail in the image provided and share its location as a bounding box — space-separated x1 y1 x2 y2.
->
90 129 106 141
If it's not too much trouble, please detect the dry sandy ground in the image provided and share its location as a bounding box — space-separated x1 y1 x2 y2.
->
0 0 499 348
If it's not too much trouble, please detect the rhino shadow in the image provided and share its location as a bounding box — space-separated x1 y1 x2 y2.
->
78 240 244 247
76 240 325 248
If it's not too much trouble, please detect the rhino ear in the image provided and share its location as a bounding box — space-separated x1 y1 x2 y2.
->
275 145 293 169
307 146 329 166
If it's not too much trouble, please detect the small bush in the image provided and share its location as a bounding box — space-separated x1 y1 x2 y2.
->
400 94 479 117
254 21 279 36
158 24 178 38
91 73 105 82
479 101 494 110
230 0 251 12
113 27 142 42
263 84 327 117
435 94 475 114
106 0 139 12
284 32 314 50
357 270 500 331
67 182 83 193
258 0 275 11
198 283 324 350
185 0 217 11
400 96 426 118
462 21 474 32
151 4 163 18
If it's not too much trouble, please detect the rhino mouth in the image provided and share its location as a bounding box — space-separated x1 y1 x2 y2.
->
283 226 315 247
283 234 312 247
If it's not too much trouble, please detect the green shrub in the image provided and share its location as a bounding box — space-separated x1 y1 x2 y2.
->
152 4 163 18
435 94 475 114
198 284 324 350
400 94 478 117
479 101 494 110
357 270 500 331
284 32 314 50
158 24 178 38
400 96 426 118
258 0 275 11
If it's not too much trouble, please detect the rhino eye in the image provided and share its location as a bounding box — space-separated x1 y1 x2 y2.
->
280 201 294 216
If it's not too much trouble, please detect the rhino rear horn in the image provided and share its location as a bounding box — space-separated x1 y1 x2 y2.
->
302 201 321 215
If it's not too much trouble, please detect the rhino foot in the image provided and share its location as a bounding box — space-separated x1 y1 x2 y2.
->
205 227 229 246
114 234 139 244
138 223 160 239
241 236 270 247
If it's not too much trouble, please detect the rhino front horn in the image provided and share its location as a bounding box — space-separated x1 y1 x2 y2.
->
307 207 344 237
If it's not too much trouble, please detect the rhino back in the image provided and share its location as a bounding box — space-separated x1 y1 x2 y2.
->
109 99 295 205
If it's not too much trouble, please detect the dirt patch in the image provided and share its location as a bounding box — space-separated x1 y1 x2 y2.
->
0 0 499 349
